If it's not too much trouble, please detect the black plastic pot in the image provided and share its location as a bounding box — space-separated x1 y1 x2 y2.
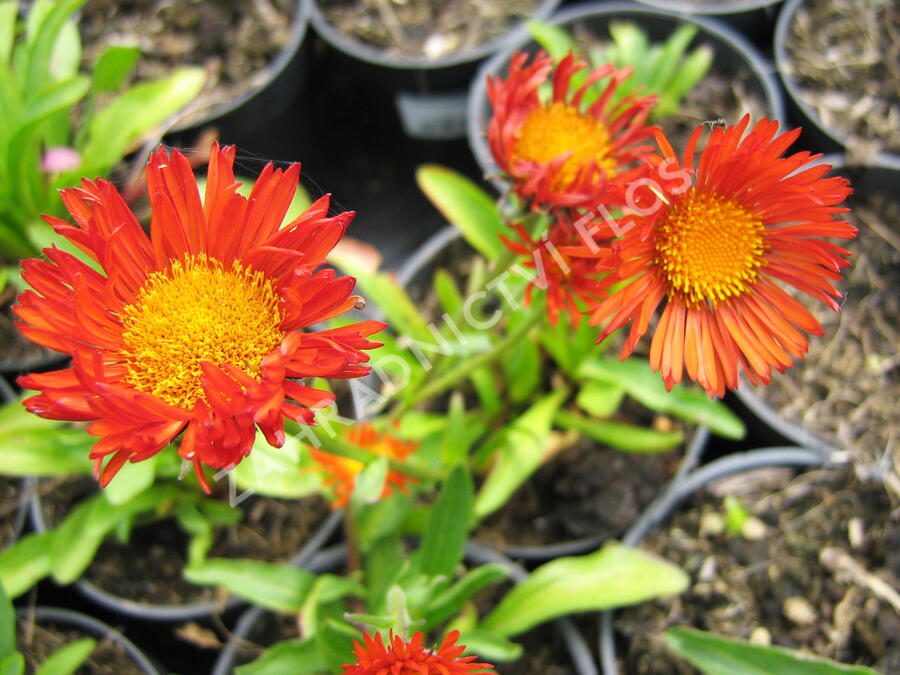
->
14 606 160 675
29 490 343 622
631 0 783 44
467 1 787 187
774 0 899 164
596 445 831 675
308 0 561 140
732 154 900 457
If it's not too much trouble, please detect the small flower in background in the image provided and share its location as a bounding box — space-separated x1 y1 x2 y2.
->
502 217 608 326
15 144 384 491
311 424 417 508
487 50 656 211
589 116 855 397
342 630 494 674
40 147 81 174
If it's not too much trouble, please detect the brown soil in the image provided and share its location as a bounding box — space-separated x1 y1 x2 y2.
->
784 0 900 156
318 0 542 60
475 431 682 549
0 477 25 550
758 189 899 485
40 475 330 606
79 0 298 127
16 614 144 675
615 466 900 674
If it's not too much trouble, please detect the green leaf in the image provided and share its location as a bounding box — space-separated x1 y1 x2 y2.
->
350 457 389 508
185 559 315 613
102 454 157 505
35 638 95 675
555 409 684 453
433 268 464 318
415 465 473 579
456 629 522 663
232 434 321 498
659 45 713 118
0 581 14 659
91 45 140 93
0 532 54 598
526 19 577 59
0 424 93 476
480 544 688 637
423 564 509 632
0 1 17 67
666 388 745 440
663 627 880 675
20 0 85 95
439 393 470 468
502 328 539 405
575 381 625 419
235 639 329 675
79 66 205 174
0 653 23 675
416 165 504 261
469 367 501 417
474 390 566 519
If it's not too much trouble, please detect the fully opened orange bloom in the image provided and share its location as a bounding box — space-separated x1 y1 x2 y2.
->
342 630 493 674
590 116 855 397
16 145 385 490
311 424 417 508
487 50 656 211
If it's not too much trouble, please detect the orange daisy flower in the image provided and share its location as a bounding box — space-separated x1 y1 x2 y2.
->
502 215 609 326
342 630 493 674
589 116 855 397
15 144 385 491
311 424 417 508
487 50 656 211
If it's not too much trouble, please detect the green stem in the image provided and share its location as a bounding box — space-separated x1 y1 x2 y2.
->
390 301 545 417
311 425 442 482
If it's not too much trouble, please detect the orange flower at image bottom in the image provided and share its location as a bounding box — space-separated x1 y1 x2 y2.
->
311 424 417 508
342 630 494 674
15 144 385 490
589 116 856 397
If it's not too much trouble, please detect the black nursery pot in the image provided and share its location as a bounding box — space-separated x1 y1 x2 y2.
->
467 0 786 186
632 0 783 44
774 0 899 162
732 154 900 456
308 0 561 140
14 606 160 675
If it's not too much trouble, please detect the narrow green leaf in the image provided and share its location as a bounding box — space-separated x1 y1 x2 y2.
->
439 393 470 468
433 268 464 318
456 629 522 664
663 627 880 675
103 454 157 505
0 425 93 476
480 544 688 637
474 389 566 519
185 559 315 613
647 24 698 93
416 165 504 261
233 434 321 498
424 564 509 631
91 45 140 93
575 381 625 419
667 388 745 440
34 638 95 675
469 367 501 417
555 409 684 453
0 532 54 598
21 0 85 94
235 639 329 675
0 1 17 67
502 324 540 404
659 45 713 117
416 465 473 579
350 457 389 507
0 582 14 659
0 653 23 675
526 19 577 59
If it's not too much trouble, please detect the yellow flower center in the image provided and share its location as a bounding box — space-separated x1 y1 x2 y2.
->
654 189 766 308
512 102 616 190
120 254 283 410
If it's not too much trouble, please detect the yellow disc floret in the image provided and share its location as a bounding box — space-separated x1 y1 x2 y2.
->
121 254 283 410
512 102 616 190
655 189 766 308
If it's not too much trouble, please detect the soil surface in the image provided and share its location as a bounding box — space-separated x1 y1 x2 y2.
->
615 466 900 674
79 0 298 126
40 476 330 606
318 0 542 60
0 477 25 550
16 615 144 674
758 189 899 488
784 0 900 156
475 432 682 549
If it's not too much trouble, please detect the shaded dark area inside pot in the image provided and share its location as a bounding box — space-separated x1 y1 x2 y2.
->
15 615 144 675
614 466 900 674
0 476 24 550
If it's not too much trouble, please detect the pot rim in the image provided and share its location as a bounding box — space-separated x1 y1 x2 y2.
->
308 0 561 70
14 606 161 675
466 0 788 183
632 0 782 16
171 0 312 131
774 0 900 166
